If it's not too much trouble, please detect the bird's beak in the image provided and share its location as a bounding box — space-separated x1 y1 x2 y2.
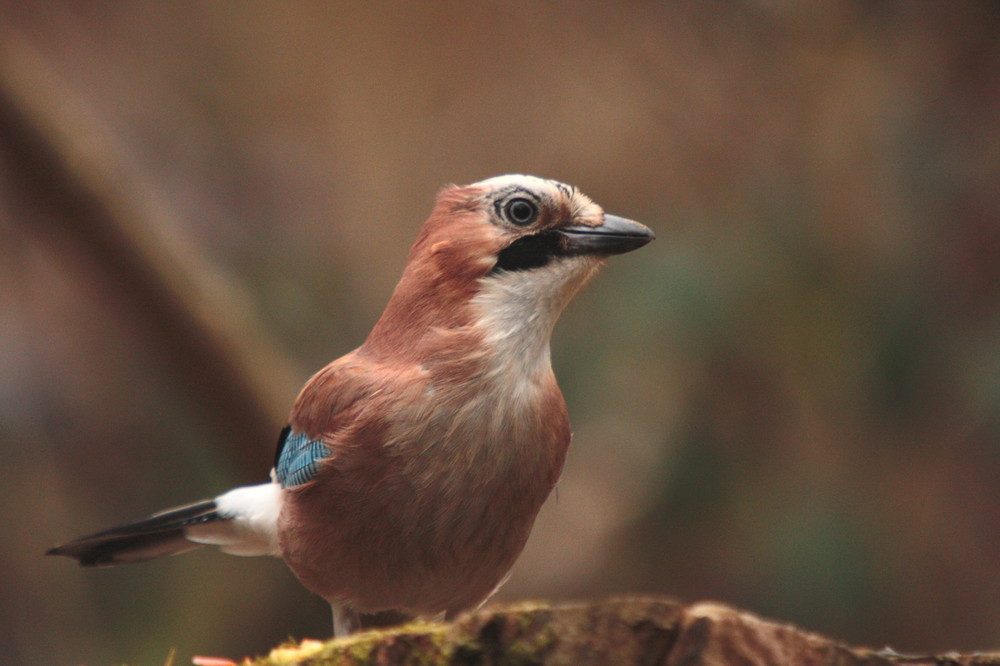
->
558 214 655 256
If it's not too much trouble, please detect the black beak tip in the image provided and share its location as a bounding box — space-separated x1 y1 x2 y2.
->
635 226 655 246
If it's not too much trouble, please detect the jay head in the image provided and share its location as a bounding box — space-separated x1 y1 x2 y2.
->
48 174 654 636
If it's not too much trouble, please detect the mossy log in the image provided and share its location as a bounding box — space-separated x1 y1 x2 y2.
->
243 597 1000 666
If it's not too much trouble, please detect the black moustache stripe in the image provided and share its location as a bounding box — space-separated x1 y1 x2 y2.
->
491 232 564 273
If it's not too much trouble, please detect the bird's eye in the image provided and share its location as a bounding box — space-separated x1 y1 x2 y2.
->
503 198 539 226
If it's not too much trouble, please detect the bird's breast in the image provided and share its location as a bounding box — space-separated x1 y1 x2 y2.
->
278 368 570 615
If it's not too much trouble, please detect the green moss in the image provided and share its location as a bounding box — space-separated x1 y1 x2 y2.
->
498 627 557 666
250 620 456 666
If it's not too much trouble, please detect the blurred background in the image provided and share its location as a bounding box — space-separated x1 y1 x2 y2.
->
1 2 998 664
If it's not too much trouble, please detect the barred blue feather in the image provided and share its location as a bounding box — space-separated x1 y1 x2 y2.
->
275 427 329 488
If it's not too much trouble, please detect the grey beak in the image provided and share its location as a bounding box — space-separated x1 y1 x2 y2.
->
558 214 655 256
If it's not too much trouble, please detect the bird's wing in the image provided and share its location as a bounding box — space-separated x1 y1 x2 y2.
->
274 357 396 488
273 426 331 488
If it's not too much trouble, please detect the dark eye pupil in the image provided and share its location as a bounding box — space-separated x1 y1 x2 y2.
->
505 198 537 225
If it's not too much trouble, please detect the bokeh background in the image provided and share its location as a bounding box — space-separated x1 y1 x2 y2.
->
1 2 998 664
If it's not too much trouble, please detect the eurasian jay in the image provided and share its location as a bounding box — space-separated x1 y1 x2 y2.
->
48 174 654 636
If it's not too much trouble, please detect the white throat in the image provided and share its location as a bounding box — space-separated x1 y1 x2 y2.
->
471 256 599 387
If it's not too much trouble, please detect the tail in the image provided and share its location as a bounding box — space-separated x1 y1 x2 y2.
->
47 483 282 567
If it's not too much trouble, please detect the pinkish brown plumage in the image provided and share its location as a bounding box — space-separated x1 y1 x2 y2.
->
47 174 654 636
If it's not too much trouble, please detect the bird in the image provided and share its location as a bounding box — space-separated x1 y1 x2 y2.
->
47 174 654 636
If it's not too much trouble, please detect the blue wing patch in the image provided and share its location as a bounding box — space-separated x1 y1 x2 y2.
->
274 426 330 488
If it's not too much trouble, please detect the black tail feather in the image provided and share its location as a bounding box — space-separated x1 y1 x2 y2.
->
47 499 222 567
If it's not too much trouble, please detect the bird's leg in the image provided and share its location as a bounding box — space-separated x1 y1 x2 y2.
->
331 603 360 637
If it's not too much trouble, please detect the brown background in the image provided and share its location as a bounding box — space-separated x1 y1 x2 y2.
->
1 3 998 664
